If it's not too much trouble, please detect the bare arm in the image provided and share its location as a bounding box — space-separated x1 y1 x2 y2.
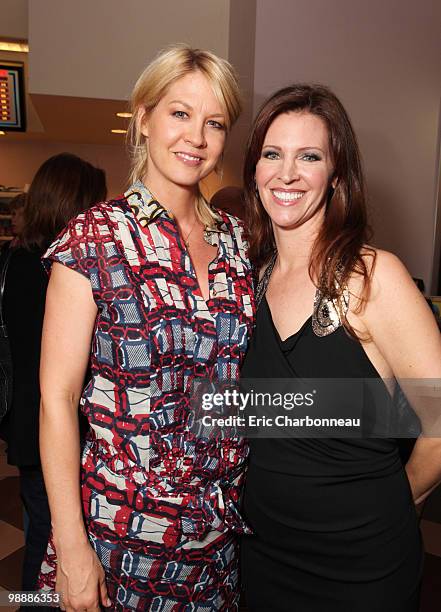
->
40 263 110 610
360 251 441 504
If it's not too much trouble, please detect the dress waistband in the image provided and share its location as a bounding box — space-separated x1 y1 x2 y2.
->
83 436 251 541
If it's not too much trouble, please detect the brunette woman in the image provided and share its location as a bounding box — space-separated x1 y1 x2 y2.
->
1 153 106 591
241 84 441 611
37 46 254 611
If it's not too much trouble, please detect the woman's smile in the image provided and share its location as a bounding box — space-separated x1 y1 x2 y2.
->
256 111 335 229
174 151 205 166
270 188 306 205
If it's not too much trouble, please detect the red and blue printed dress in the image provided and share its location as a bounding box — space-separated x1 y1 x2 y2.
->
37 181 255 611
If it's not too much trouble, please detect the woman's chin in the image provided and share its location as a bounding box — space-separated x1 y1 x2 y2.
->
270 215 303 231
269 206 325 234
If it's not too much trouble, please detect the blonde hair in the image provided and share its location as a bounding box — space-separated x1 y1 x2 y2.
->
127 44 242 226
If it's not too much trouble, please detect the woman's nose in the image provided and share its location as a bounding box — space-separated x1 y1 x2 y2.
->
184 121 206 148
280 157 300 183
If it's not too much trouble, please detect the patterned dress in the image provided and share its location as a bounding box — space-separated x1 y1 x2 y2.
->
37 181 255 611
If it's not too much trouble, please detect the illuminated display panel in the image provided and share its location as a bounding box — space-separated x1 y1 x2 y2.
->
0 62 26 132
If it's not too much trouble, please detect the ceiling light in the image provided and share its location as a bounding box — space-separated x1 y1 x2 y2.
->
116 112 132 118
0 41 29 53
111 129 127 134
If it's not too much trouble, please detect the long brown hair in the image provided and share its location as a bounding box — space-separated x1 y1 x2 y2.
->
244 84 375 313
21 153 107 250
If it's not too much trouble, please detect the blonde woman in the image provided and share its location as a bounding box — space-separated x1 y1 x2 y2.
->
37 45 255 611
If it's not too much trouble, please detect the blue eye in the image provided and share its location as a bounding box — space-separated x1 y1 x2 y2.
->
262 150 280 160
300 152 321 161
173 110 188 119
207 120 225 130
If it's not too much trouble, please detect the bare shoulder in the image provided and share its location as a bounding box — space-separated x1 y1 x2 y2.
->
355 247 434 335
370 248 411 283
348 247 412 304
346 247 428 341
366 248 420 308
358 246 408 281
350 249 441 379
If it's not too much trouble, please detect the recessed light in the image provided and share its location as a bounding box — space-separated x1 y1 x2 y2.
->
116 112 132 118
111 129 127 134
0 40 29 53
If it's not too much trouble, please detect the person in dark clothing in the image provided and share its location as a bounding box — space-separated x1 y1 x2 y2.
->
0 153 106 591
9 193 26 246
240 84 441 611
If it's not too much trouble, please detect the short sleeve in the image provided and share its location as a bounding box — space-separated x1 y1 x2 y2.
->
42 204 114 282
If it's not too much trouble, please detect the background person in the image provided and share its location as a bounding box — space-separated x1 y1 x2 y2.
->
0 193 26 252
210 186 245 220
37 45 255 611
240 84 441 612
0 153 106 593
10 193 26 246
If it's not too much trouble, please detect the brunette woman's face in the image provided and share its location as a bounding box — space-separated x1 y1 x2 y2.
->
255 111 336 230
140 71 227 192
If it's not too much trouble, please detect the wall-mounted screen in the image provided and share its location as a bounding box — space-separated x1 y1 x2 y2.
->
0 61 26 132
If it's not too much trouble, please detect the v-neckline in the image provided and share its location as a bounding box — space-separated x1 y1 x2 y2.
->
125 180 224 319
264 295 312 344
177 228 219 309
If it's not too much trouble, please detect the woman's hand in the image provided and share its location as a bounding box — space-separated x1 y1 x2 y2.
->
56 540 111 611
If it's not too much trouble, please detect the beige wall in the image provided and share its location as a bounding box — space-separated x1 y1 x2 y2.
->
224 0 256 186
0 141 129 199
254 0 441 291
433 129 441 292
28 0 230 100
0 0 28 39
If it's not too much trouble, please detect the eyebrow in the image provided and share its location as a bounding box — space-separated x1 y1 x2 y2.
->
262 144 326 153
169 99 192 110
168 99 225 119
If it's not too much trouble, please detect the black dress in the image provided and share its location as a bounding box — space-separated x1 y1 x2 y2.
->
241 296 423 612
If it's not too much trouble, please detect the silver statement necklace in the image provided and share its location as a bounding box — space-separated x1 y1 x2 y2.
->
256 252 349 337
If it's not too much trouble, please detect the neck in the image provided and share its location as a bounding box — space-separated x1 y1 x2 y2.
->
273 210 324 273
142 173 198 225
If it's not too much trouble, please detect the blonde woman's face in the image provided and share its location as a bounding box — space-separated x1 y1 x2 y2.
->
140 71 226 192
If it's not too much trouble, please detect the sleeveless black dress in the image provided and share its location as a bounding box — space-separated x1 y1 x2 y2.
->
241 296 423 612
